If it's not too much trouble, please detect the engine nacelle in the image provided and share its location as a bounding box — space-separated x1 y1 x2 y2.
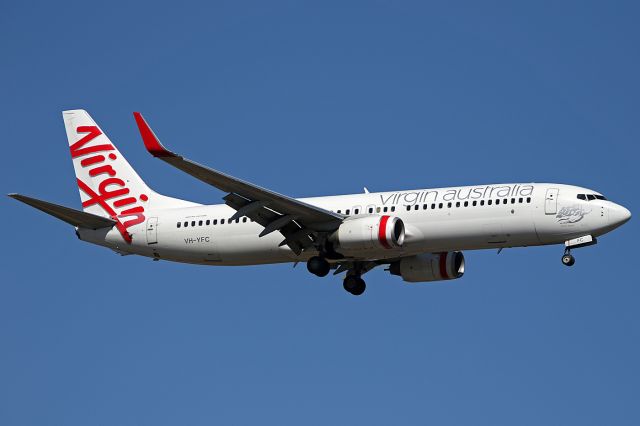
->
389 252 465 283
331 215 405 253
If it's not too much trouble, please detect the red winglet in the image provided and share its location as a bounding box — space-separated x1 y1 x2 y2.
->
133 112 175 158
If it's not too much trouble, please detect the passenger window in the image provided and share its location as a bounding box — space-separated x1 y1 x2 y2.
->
480 200 485 206
221 219 225 224
527 197 531 203
354 209 359 214
199 220 203 226
518 198 523 203
472 201 477 206
376 207 381 213
346 209 351 215
213 219 218 225
177 222 181 228
488 200 492 206
439 203 443 209
447 202 452 208
406 205 411 211
511 198 515 204
391 206 396 212
337 210 341 214
184 221 188 227
577 194 586 200
243 217 247 223
456 202 460 208
423 204 428 210
464 201 469 207
431 203 436 209
368 207 373 213
414 205 419 211
191 221 196 227
503 199 508 204
206 219 210 225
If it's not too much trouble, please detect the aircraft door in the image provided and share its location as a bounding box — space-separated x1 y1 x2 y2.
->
545 188 559 215
146 217 158 244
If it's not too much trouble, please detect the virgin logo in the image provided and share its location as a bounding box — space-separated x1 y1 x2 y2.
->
70 126 147 243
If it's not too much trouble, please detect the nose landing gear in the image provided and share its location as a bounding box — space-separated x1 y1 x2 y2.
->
561 235 596 267
561 249 575 266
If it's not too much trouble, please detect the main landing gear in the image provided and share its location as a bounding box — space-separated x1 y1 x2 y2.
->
343 274 366 296
307 256 330 277
561 249 575 267
306 256 368 296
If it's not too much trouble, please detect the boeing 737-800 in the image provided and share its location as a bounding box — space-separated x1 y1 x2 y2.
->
9 110 632 295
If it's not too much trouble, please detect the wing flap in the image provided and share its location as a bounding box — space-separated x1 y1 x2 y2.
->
223 193 314 254
8 193 117 229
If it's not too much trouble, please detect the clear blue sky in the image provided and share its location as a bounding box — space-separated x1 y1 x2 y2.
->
2 1 639 425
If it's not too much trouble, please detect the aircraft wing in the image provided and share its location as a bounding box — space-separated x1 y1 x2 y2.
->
133 112 343 254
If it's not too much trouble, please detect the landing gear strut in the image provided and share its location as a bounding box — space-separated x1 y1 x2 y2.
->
307 256 330 277
343 275 366 296
561 249 575 267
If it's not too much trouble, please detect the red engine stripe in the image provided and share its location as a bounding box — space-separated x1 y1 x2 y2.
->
378 215 392 249
439 252 450 280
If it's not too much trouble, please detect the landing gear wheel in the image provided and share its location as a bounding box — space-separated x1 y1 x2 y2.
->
562 253 575 266
307 256 330 277
343 275 366 296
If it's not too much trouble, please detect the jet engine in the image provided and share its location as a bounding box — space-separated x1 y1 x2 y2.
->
331 215 405 254
389 251 465 283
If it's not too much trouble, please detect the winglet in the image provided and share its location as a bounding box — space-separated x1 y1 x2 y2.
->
133 112 176 158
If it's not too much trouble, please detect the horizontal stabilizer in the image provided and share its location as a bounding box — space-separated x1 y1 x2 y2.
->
8 193 117 229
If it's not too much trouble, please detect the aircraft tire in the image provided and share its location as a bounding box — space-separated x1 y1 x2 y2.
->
307 256 330 277
343 276 366 295
561 254 575 266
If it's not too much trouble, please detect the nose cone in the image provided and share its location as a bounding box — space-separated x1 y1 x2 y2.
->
609 204 632 227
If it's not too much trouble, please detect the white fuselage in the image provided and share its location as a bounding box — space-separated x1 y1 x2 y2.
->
78 182 629 266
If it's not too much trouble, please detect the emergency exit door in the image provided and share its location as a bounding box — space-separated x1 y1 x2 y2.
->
146 217 158 244
545 188 559 215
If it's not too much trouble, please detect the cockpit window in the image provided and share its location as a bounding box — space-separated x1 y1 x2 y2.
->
578 193 607 201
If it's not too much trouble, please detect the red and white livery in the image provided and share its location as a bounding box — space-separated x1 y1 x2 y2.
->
9 110 632 295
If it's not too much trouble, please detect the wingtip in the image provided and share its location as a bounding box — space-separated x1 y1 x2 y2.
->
133 112 175 158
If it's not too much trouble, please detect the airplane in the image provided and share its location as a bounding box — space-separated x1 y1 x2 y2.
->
9 110 632 295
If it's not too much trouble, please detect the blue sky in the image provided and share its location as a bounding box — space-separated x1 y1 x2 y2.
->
1 1 639 425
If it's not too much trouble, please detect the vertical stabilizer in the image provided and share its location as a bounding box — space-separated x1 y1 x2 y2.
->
63 110 196 242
